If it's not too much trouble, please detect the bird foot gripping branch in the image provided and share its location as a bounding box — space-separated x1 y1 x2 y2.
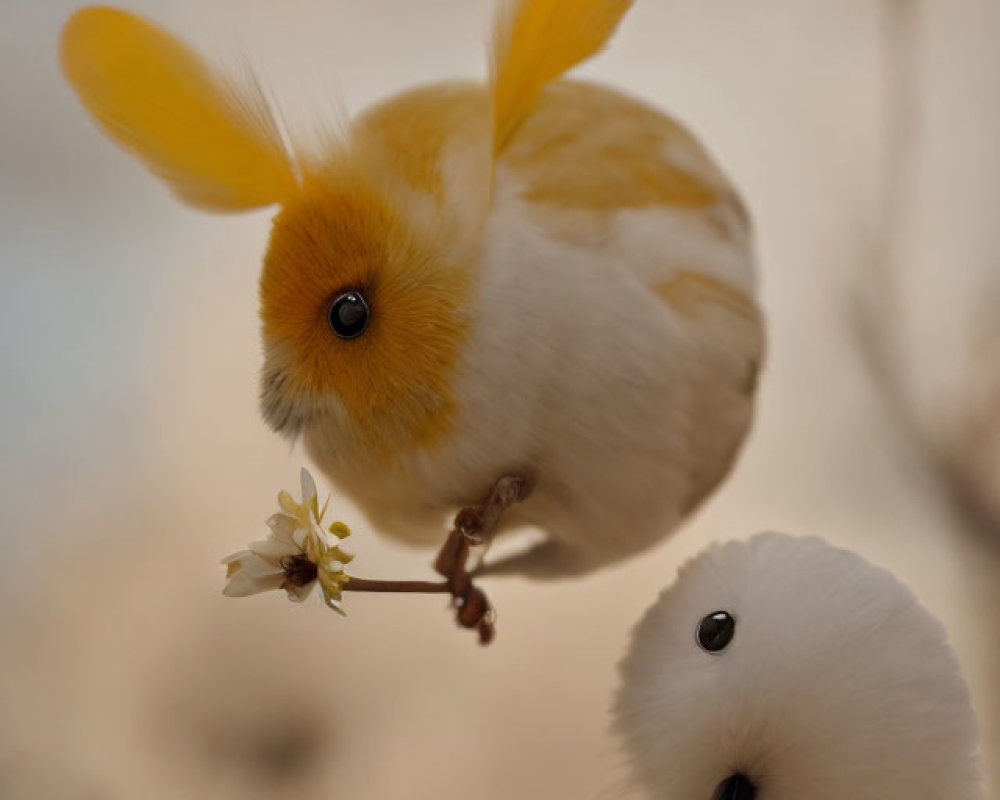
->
222 470 532 645
433 474 535 644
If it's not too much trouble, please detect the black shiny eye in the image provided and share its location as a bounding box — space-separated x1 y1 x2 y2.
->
697 611 736 653
328 291 370 340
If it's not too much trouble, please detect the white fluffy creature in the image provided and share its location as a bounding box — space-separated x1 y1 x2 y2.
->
614 533 985 800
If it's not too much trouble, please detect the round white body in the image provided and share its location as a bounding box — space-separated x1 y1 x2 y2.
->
615 533 985 799
307 81 764 576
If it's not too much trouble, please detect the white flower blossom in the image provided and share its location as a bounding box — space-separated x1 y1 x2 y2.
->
222 468 353 613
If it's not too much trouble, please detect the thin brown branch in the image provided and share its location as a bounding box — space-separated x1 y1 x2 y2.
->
341 577 451 594
341 474 532 645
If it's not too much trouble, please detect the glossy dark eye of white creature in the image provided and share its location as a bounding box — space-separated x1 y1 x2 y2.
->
713 772 757 800
697 611 735 653
328 290 370 340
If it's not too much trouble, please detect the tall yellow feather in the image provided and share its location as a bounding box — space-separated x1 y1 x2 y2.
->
60 6 298 211
490 0 633 156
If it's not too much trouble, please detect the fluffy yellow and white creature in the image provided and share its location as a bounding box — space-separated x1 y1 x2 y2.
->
61 1 763 577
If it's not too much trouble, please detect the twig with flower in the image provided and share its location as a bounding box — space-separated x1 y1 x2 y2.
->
223 469 527 644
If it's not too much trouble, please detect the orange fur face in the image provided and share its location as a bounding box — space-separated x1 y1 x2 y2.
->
259 170 470 462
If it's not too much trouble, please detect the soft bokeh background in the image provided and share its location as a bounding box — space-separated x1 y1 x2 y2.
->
2 1 998 798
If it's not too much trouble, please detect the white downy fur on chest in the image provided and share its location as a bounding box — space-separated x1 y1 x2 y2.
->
384 168 765 575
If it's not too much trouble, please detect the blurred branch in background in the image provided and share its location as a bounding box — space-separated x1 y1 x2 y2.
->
854 0 1000 789
855 0 1000 547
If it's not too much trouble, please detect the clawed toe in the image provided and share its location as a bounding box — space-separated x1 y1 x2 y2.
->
431 473 534 645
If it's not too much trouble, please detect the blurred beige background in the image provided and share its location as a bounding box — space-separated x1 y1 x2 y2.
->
1 1 998 798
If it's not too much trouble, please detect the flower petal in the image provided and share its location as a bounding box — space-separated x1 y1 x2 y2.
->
303 531 327 564
278 490 299 515
282 578 315 603
327 546 354 565
292 526 309 549
230 552 284 578
221 549 253 566
223 570 285 597
320 581 347 616
249 538 299 562
300 468 317 507
266 513 299 543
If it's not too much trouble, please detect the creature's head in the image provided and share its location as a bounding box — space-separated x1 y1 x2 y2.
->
257 165 475 462
614 533 984 800
60 8 493 466
60 1 633 466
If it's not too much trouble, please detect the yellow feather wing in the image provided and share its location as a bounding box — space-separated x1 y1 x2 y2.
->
60 7 297 211
490 0 632 156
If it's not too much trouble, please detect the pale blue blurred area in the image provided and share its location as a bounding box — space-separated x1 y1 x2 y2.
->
1 0 158 556
0 0 491 565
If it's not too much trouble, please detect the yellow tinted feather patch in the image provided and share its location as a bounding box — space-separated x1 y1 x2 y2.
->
60 6 297 211
490 0 632 156
653 270 759 324
504 82 721 214
356 83 488 201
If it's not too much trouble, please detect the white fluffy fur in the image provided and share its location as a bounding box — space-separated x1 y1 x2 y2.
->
308 95 761 577
305 83 763 577
614 533 985 799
